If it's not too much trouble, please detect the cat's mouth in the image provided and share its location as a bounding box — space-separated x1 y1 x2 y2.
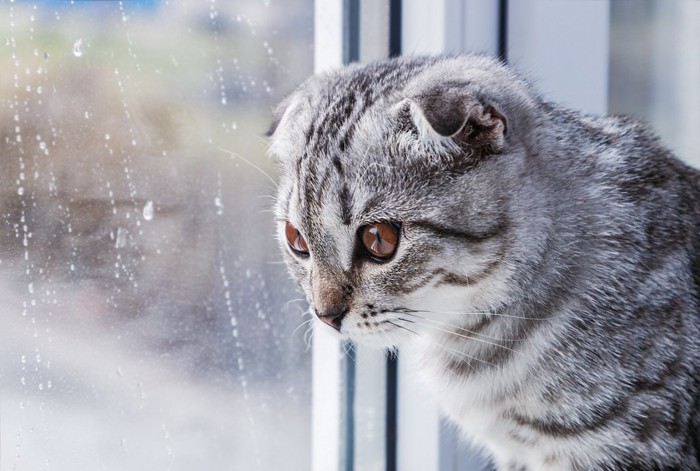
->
315 304 418 345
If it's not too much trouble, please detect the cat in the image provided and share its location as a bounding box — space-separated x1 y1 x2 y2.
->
268 55 700 470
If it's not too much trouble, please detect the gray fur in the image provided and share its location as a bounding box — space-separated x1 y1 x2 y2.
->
269 55 700 470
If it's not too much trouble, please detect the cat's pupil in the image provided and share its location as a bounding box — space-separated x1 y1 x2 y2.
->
284 221 309 256
361 223 400 260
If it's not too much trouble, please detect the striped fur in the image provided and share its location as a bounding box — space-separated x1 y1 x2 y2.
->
269 55 700 470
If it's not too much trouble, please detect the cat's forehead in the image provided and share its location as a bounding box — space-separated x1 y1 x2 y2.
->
272 55 536 225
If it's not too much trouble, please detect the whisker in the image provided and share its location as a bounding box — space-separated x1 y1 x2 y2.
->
399 312 526 343
216 146 279 189
255 194 279 201
400 315 520 354
386 320 418 336
412 308 548 321
292 317 314 340
391 318 494 370
304 325 315 351
284 297 307 309
434 340 497 369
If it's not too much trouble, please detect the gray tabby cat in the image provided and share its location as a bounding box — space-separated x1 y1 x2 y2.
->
268 55 700 470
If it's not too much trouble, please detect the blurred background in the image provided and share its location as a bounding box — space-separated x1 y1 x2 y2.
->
0 1 313 469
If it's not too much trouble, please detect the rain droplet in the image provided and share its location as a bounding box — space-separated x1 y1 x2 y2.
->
72 38 83 57
115 228 127 249
142 201 154 221
17 187 24 196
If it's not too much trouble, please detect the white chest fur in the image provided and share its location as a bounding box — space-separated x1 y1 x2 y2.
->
406 339 595 470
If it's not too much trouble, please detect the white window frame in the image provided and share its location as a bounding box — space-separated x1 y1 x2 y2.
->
312 1 610 470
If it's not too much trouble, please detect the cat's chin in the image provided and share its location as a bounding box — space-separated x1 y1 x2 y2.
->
335 324 411 350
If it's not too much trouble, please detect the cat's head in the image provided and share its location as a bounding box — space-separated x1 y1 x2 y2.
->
269 55 539 348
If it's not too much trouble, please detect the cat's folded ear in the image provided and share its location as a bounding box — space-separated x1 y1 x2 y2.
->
407 84 507 155
266 92 307 158
266 93 295 137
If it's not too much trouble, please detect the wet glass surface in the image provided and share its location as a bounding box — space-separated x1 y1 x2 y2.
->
0 1 313 469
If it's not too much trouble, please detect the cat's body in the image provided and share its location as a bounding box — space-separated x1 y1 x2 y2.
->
269 55 700 470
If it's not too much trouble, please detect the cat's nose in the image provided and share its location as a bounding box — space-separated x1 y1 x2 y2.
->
316 305 349 331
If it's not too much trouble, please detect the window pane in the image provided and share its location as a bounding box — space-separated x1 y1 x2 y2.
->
0 1 313 469
609 0 700 168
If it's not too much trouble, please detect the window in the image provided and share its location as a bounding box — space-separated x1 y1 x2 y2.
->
1 1 313 469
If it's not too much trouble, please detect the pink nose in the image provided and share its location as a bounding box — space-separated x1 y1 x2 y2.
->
316 306 348 331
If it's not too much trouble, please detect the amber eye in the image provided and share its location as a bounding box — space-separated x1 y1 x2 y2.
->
361 222 400 261
285 222 309 256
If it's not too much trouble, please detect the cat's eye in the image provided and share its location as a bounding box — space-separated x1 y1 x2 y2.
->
285 222 309 256
361 222 400 261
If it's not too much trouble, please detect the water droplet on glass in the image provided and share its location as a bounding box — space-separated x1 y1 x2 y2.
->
17 187 24 196
115 227 127 249
44 51 49 60
221 96 227 105
104 133 110 140
142 201 154 221
72 38 83 57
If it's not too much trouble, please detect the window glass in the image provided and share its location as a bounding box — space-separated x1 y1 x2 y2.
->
0 1 313 469
609 0 700 167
